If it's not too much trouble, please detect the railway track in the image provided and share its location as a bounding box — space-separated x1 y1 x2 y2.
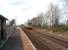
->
23 28 68 50
33 30 68 48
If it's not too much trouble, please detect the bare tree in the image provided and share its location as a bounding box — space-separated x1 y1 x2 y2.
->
47 3 60 27
10 19 16 26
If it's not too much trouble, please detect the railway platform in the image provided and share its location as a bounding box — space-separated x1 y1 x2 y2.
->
0 27 36 50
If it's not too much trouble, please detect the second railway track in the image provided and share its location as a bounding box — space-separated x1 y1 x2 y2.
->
23 28 68 50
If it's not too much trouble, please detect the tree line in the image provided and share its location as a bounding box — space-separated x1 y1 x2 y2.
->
27 3 68 32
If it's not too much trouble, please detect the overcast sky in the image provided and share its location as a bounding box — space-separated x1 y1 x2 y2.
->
0 0 66 25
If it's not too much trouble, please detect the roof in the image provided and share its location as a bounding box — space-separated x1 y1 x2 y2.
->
0 15 8 20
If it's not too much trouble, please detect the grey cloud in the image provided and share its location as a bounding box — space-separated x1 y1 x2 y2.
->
63 0 68 6
9 1 27 5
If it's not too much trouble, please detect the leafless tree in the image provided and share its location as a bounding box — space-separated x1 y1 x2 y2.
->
10 19 16 26
47 3 60 27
